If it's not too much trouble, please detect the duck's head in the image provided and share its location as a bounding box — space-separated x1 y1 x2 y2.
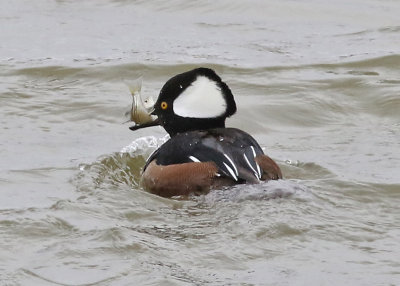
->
130 68 237 136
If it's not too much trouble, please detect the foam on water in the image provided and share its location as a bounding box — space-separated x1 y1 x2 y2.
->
120 135 169 155
201 180 311 204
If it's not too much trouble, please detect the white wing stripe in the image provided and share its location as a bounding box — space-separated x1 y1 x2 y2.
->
250 146 262 178
256 163 261 178
188 156 201 162
223 153 238 176
250 146 257 157
223 162 238 181
243 154 260 180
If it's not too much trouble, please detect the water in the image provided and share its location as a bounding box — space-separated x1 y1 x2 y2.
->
1 0 400 285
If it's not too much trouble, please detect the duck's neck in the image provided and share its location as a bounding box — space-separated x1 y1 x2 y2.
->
165 117 226 136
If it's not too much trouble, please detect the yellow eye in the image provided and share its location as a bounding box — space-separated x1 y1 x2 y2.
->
161 101 168 110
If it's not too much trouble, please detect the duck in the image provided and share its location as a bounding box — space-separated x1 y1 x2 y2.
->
129 67 282 197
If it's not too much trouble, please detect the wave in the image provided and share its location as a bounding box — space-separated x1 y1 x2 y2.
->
6 54 399 81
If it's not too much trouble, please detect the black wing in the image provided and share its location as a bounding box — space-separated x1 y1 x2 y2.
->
143 128 264 183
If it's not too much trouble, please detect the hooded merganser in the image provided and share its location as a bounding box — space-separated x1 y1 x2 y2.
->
129 68 282 197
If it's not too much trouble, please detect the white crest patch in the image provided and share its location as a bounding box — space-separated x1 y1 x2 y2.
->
173 76 226 118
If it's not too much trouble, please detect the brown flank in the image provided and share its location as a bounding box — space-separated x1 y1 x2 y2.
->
141 161 220 197
142 155 282 197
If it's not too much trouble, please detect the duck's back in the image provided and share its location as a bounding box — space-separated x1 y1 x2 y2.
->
141 128 282 196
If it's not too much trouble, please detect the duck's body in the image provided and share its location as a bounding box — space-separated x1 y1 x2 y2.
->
141 128 281 196
129 68 282 197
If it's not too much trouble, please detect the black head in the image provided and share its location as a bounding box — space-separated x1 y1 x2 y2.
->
130 68 237 136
